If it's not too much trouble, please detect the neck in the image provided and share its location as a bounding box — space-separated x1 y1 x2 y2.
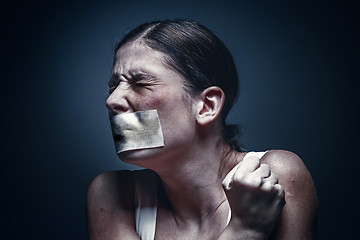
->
152 139 244 226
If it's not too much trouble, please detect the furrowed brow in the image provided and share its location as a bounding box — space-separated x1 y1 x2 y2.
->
129 72 159 83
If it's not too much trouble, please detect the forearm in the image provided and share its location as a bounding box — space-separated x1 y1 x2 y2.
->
217 220 268 240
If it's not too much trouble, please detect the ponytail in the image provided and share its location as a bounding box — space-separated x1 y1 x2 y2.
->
222 122 242 152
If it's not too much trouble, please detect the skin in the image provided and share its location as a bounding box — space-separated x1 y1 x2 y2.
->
87 41 318 239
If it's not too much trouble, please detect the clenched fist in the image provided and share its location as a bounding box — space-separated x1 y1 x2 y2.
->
222 153 286 237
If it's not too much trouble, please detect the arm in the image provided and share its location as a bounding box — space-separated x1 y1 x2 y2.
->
219 150 317 240
263 150 318 240
86 171 141 240
219 153 286 240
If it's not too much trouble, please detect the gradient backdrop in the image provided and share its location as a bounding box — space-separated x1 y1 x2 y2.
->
4 0 359 239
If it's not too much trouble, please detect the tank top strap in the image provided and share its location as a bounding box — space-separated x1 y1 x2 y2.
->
134 170 158 240
242 151 267 160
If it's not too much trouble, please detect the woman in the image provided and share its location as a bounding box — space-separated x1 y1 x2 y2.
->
87 20 317 240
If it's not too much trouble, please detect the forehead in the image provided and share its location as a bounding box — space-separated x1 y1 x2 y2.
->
112 42 170 77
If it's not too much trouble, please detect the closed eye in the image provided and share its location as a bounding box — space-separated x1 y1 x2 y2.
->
132 82 153 88
128 73 161 89
107 72 162 94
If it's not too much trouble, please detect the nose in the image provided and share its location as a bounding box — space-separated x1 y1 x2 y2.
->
105 84 131 114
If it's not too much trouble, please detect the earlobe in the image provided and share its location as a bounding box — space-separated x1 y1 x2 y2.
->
196 86 225 126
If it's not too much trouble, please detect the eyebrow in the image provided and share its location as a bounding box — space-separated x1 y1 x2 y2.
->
110 71 158 82
128 72 159 83
108 71 160 87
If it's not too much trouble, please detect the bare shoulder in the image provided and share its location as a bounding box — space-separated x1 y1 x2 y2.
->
261 150 316 195
87 170 134 207
261 150 318 239
87 170 139 239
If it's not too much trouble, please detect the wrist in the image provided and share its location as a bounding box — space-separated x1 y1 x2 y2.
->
220 219 267 240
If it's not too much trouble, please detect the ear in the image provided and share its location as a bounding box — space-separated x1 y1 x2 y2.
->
196 86 225 126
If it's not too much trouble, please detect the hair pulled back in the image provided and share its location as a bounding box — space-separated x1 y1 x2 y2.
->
115 20 241 151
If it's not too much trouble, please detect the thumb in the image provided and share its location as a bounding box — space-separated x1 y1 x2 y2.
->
222 164 239 190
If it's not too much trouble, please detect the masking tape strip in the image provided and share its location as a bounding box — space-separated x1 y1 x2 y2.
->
110 110 164 153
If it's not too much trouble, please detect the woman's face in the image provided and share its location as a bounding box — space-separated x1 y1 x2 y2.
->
106 41 197 163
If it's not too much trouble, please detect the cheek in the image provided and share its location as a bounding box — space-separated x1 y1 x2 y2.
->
145 95 162 109
133 89 167 110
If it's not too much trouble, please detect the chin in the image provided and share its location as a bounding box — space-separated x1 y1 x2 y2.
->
116 147 164 164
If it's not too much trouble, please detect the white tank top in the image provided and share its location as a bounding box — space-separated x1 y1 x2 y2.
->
134 170 158 240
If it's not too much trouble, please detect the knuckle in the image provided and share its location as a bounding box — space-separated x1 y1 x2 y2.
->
260 163 270 170
274 184 284 195
244 156 260 167
259 164 271 176
243 174 262 187
261 181 273 191
269 172 279 184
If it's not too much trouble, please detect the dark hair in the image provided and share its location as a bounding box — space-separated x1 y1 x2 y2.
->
115 20 241 151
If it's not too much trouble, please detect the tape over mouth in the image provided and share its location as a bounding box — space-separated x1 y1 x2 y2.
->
110 109 164 153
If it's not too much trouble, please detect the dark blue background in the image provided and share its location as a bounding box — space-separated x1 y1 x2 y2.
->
4 0 359 239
